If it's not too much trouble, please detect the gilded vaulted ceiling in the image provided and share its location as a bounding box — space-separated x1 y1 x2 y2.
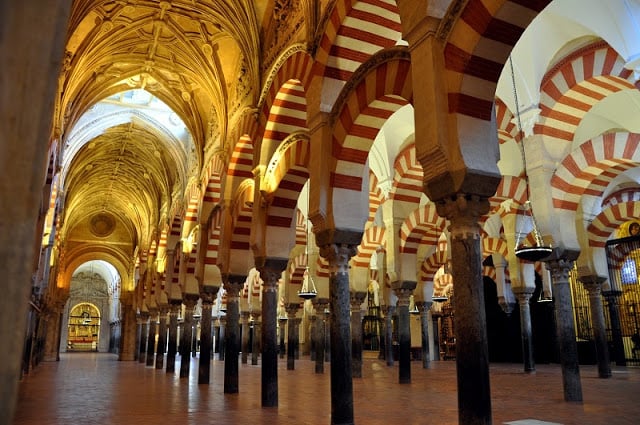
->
57 0 268 263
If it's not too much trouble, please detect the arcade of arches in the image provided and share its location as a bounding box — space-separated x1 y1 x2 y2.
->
3 0 640 424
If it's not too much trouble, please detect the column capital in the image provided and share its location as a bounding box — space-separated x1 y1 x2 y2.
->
350 291 367 308
223 274 245 296
200 286 219 304
319 243 357 274
435 194 489 240
545 258 575 282
415 301 432 313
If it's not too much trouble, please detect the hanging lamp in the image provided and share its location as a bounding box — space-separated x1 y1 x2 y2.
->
298 187 317 300
509 55 553 262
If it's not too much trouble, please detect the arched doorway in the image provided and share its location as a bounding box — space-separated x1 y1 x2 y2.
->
67 303 101 351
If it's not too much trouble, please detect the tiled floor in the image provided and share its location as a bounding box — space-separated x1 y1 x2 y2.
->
13 353 640 425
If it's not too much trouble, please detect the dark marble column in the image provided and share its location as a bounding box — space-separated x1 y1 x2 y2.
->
350 291 366 378
146 310 158 366
393 284 415 384
286 303 299 371
431 312 441 361
312 298 328 373
134 317 142 361
319 240 358 425
416 301 432 368
383 305 395 366
514 289 535 373
546 256 583 402
180 298 197 378
138 313 149 364
603 290 625 366
279 317 288 359
223 276 244 394
294 318 302 359
155 307 168 369
198 287 218 384
581 276 611 378
252 314 261 366
257 259 287 408
218 318 226 361
118 299 138 361
308 315 316 361
166 302 180 373
324 309 331 362
436 194 492 424
240 311 251 364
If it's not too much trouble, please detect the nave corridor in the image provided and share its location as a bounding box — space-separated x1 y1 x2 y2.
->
14 354 640 425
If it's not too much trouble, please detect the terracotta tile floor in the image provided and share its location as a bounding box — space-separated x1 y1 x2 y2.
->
13 353 640 425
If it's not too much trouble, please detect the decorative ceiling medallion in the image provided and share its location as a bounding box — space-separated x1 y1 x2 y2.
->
90 213 116 237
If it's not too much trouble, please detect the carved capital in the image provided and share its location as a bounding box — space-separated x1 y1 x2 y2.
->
435 194 489 240
319 243 356 274
545 258 574 283
223 274 246 297
350 291 367 308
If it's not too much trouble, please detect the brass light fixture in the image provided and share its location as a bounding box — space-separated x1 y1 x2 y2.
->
509 55 553 262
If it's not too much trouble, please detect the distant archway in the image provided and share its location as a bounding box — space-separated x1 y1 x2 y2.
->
67 303 101 351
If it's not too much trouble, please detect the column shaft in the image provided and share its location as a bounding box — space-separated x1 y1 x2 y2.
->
417 302 432 368
583 281 611 378
259 261 284 408
180 300 196 378
166 303 180 373
146 314 157 366
547 259 583 402
515 291 535 372
241 312 250 364
155 310 168 370
350 293 365 378
198 299 215 384
223 279 243 394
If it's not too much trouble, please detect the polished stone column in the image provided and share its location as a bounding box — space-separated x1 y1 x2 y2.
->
258 260 287 408
138 312 149 364
350 291 366 378
198 288 218 384
603 290 625 366
294 318 301 359
394 284 415 384
514 289 535 373
546 257 583 402
383 305 395 366
218 318 226 361
43 302 65 362
308 315 316 360
436 195 492 424
252 314 261 366
286 303 299 370
166 302 180 373
324 309 331 362
279 317 288 359
119 299 138 361
240 311 251 364
416 301 432 368
581 276 611 378
179 298 197 378
312 298 328 373
431 312 441 361
155 307 168 370
146 310 158 366
223 277 244 394
320 242 357 425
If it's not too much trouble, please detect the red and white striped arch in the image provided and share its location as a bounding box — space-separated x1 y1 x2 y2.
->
601 187 640 211
445 0 551 121
316 256 329 279
483 265 497 282
201 154 226 219
316 0 401 82
295 209 307 247
332 55 412 191
264 135 310 228
536 42 635 144
489 175 527 212
419 250 447 284
260 49 313 123
156 227 168 265
400 203 446 254
587 201 640 248
261 80 308 161
204 208 223 269
482 236 508 258
183 185 201 234
288 253 308 287
167 212 183 250
391 143 423 206
367 171 386 224
228 135 254 180
230 183 254 251
494 98 519 145
551 133 640 211
353 226 385 268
